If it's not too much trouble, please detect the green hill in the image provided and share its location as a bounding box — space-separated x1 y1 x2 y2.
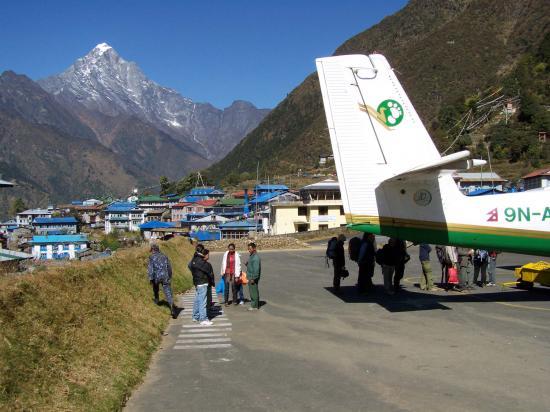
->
207 0 549 183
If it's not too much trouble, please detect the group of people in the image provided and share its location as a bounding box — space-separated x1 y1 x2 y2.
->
327 234 499 294
327 234 411 295
147 241 262 325
436 246 498 291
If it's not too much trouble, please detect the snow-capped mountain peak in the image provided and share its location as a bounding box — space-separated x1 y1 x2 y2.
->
38 43 269 160
94 42 112 54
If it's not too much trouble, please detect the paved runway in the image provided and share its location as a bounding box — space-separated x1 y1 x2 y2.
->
125 245 550 411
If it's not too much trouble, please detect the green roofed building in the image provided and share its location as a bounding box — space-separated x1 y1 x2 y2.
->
218 198 245 207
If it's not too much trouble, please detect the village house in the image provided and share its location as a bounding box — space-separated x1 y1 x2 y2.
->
319 154 334 166
254 184 288 197
104 202 145 234
16 209 52 227
139 221 176 240
270 179 346 235
30 234 89 260
75 204 105 227
453 172 507 193
171 202 192 222
522 168 550 190
183 187 225 202
82 198 103 206
137 195 169 212
33 217 78 235
218 219 261 239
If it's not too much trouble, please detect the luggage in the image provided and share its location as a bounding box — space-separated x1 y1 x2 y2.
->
447 267 459 284
375 249 385 266
348 237 361 262
215 278 225 294
326 237 338 259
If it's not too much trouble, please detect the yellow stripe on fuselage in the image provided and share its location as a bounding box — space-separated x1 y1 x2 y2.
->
346 214 549 239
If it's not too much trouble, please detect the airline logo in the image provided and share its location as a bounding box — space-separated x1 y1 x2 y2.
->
359 99 404 129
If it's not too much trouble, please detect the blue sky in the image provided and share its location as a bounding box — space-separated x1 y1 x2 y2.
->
0 0 407 108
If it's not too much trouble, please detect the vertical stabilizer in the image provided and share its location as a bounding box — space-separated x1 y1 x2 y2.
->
316 54 441 222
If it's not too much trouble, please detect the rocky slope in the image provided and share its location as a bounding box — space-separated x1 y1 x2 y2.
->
0 109 147 213
39 43 269 160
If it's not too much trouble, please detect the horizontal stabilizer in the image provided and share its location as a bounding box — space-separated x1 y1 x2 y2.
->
388 150 487 181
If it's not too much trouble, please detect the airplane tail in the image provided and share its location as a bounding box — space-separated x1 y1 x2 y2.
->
315 54 480 227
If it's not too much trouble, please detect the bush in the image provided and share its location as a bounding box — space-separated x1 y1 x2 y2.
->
99 232 121 251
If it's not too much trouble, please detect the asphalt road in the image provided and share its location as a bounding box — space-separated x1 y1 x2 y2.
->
125 245 550 412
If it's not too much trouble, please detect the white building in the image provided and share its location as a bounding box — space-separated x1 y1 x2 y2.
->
33 217 78 235
104 202 145 234
270 179 347 235
30 234 88 260
16 209 52 227
523 168 550 190
82 198 103 206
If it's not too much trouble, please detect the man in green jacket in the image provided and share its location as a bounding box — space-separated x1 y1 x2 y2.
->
246 242 261 311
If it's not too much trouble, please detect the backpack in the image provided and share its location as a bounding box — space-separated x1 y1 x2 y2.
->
348 237 361 262
375 248 385 266
326 237 338 259
476 249 489 263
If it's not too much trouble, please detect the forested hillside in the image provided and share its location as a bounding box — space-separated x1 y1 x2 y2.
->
207 0 549 184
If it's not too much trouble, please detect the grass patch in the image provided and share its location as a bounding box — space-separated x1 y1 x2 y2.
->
0 237 194 411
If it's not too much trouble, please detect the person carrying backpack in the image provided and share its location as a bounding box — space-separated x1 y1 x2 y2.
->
326 236 338 267
393 238 410 291
418 243 437 291
473 249 489 287
330 234 347 292
190 247 215 326
377 238 400 295
357 233 376 294
348 236 361 263
486 250 499 286
148 244 177 319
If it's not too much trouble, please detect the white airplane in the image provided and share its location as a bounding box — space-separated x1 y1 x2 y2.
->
315 54 550 256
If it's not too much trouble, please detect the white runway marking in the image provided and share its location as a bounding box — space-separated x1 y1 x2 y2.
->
176 291 234 350
176 338 232 344
174 344 232 350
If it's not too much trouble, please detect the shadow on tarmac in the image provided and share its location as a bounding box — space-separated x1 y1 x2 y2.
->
324 285 550 313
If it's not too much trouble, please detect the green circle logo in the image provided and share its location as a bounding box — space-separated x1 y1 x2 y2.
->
377 99 404 127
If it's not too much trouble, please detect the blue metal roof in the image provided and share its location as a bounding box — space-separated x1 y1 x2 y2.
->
467 188 504 196
139 221 175 230
255 184 288 191
189 187 224 195
250 191 285 204
31 234 88 244
181 196 204 202
190 230 221 241
105 202 139 212
34 217 78 224
218 219 261 229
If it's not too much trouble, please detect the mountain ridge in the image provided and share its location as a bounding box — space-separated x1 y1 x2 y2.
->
39 43 270 161
207 0 550 181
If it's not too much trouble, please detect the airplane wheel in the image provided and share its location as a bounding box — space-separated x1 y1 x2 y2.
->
517 280 534 290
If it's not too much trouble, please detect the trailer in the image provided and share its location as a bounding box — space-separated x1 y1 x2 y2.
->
515 261 550 289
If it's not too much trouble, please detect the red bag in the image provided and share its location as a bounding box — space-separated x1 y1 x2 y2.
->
447 267 459 284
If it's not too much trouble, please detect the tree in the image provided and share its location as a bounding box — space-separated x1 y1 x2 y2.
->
240 171 251 182
225 172 240 186
159 176 171 195
175 173 196 195
10 198 26 216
